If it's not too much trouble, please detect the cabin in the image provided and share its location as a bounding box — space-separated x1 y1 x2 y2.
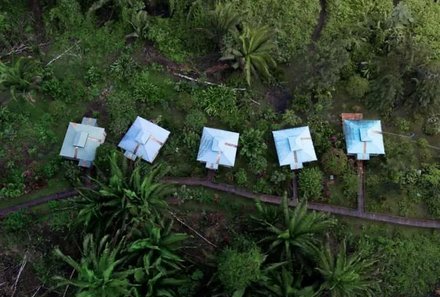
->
272 126 317 170
59 117 106 168
343 119 385 160
197 127 239 170
118 116 170 162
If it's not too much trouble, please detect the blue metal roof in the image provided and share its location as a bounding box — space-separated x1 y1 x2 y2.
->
272 126 317 170
343 120 385 160
118 116 170 163
197 127 239 170
59 118 106 168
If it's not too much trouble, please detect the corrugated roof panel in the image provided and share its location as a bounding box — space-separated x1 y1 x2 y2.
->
343 120 385 160
118 116 170 163
59 119 106 167
273 126 317 170
73 132 88 148
197 127 239 169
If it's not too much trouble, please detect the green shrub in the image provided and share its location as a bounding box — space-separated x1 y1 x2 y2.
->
299 167 323 200
61 161 81 185
107 90 136 136
405 0 440 60
280 109 302 127
147 17 188 62
240 128 267 160
131 70 169 104
229 0 320 61
85 66 101 85
422 115 440 136
94 143 118 176
321 148 348 176
358 231 440 297
193 85 237 119
184 110 207 131
417 138 433 163
345 75 369 99
217 245 264 293
341 170 358 198
110 53 138 81
234 168 248 186
2 211 31 232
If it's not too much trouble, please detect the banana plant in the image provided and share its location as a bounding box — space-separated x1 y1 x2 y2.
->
54 234 137 297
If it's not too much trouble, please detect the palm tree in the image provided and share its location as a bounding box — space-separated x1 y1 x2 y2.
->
316 241 378 297
208 1 241 42
126 219 188 297
74 152 172 234
221 25 277 85
54 234 137 297
255 195 335 268
0 58 39 100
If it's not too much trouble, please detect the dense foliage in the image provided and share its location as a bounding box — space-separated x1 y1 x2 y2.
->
1 0 440 296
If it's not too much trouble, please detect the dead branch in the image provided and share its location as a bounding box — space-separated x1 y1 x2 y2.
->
169 211 217 248
62 269 75 297
46 41 80 66
11 252 28 297
1 42 50 59
31 285 42 297
173 73 246 92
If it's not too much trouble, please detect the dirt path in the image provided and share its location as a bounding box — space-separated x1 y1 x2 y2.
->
164 177 440 229
3 176 440 229
0 189 76 217
357 160 365 212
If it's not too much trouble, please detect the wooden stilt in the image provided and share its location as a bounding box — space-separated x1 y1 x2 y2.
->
292 171 298 205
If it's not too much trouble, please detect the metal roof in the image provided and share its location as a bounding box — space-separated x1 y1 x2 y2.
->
59 118 106 168
343 120 385 160
118 116 170 163
197 127 239 170
273 126 317 170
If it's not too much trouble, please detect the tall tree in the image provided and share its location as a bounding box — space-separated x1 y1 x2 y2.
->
221 24 277 85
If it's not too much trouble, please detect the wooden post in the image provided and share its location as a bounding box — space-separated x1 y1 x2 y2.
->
357 160 365 213
292 171 298 205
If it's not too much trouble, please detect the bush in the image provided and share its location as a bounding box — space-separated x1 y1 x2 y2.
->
193 85 237 120
185 110 207 131
147 17 188 62
234 168 248 186
61 161 81 185
131 70 168 105
217 245 263 293
422 115 440 136
358 230 440 297
321 148 348 176
107 90 136 136
94 143 118 175
2 211 31 232
298 167 323 199
229 0 320 61
341 170 358 198
345 75 369 99
240 128 267 160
